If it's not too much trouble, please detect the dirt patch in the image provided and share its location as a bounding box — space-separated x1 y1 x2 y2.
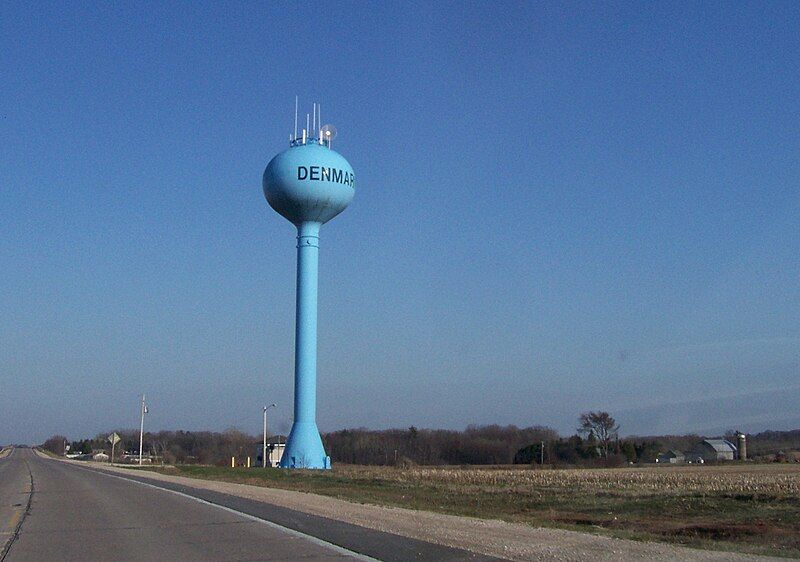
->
665 522 768 539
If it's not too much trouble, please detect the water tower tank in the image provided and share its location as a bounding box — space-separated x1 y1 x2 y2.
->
262 102 355 469
263 142 354 225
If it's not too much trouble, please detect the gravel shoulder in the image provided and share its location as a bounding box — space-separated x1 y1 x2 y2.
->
43 454 790 562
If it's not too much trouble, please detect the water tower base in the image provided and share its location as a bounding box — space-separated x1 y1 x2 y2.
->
279 421 330 469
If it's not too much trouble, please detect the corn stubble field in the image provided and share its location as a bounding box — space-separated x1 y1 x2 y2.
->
157 462 800 557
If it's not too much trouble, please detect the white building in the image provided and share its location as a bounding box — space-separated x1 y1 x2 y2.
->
255 436 286 467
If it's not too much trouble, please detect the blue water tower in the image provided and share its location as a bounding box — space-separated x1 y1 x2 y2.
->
262 102 354 469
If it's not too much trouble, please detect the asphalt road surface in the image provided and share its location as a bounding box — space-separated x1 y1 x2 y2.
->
0 448 497 561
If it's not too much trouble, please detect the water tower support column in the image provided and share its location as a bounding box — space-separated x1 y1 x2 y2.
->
280 220 329 469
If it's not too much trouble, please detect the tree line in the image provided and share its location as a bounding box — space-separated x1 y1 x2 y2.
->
323 424 559 465
40 416 800 467
43 428 256 466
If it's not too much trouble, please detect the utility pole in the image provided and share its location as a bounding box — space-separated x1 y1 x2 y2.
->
139 394 148 466
263 403 276 468
541 441 545 465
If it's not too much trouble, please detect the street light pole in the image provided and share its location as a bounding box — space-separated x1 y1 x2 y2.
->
263 403 276 468
139 394 147 466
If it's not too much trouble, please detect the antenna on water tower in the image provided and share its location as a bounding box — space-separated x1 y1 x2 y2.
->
262 99 355 469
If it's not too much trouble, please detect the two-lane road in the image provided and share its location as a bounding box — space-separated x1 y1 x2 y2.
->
0 448 366 561
0 448 497 561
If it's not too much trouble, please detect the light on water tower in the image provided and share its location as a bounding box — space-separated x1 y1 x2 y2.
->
262 99 355 469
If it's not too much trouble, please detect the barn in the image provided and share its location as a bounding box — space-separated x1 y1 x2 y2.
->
656 450 685 464
691 439 737 462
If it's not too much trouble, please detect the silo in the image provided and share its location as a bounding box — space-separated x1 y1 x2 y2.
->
737 432 747 460
262 102 355 469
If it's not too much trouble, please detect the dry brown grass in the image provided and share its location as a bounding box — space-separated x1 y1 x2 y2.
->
387 463 800 495
155 462 800 557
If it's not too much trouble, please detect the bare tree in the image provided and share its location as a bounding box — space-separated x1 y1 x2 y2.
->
578 411 619 458
42 435 68 456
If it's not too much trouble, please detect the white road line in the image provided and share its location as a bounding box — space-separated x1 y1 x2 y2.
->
64 462 381 562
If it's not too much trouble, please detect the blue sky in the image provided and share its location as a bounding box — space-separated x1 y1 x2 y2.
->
1 2 798 444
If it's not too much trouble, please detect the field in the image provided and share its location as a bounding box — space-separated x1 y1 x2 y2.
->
146 462 800 558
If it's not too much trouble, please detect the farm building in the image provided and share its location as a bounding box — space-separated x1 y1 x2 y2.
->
656 450 684 464
690 439 737 462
